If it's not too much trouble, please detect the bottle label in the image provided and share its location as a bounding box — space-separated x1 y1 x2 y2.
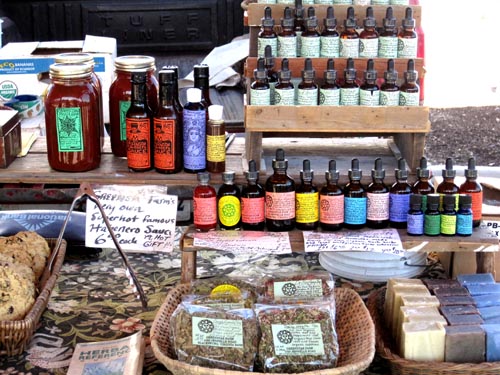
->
207 134 226 162
399 91 419 106
407 213 424 235
302 0 314 3
439 193 459 211
258 37 278 58
391 0 409 4
265 191 295 220
359 38 379 58
300 36 320 58
183 109 206 171
339 38 360 58
260 0 278 3
344 196 367 225
320 36 340 58
469 191 483 222
320 195 344 224
424 214 440 235
340 87 360 106
457 213 473 235
297 88 318 106
380 90 400 106
421 194 428 212
371 0 390 3
378 36 398 58
278 36 297 58
441 214 457 235
275 88 295 106
398 36 418 58
269 81 277 105
367 192 389 220
277 0 294 3
296 192 319 223
119 100 131 141
296 31 303 57
153 118 176 170
192 316 243 348
55 107 83 152
126 117 151 169
250 88 271 105
389 193 410 223
360 89 380 106
333 0 353 4
320 88 340 106
241 197 265 224
218 195 241 227
194 196 217 226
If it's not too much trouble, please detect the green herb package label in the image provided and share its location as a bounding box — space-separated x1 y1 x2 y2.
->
273 279 324 299
192 317 244 348
271 323 325 356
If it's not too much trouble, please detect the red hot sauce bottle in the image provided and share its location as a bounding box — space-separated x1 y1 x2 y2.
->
193 172 217 232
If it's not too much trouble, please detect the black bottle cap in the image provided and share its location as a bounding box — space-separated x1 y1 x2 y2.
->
324 6 337 29
349 158 362 181
264 45 275 69
197 172 210 184
404 59 418 83
282 7 295 28
395 158 408 180
442 158 456 178
324 58 337 82
326 159 339 181
301 159 313 181
131 71 146 84
302 58 315 81
158 69 176 85
384 59 398 83
417 156 430 179
427 194 440 210
383 7 396 29
465 157 478 179
443 194 456 210
295 0 304 19
410 194 423 210
305 7 318 28
194 64 209 78
279 58 292 81
402 7 416 29
364 59 377 81
364 7 376 29
459 194 472 209
372 157 385 179
273 148 288 170
344 7 357 29
254 58 268 80
344 58 357 81
245 159 259 181
262 6 275 28
162 65 179 79
222 171 235 184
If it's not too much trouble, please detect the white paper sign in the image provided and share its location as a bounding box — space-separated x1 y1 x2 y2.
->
303 229 405 255
484 221 500 238
85 185 177 252
193 231 292 254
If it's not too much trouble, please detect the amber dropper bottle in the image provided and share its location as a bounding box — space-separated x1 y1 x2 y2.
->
340 6 359 58
459 157 483 227
343 158 366 230
436 158 460 211
241 160 266 231
412 156 434 211
367 158 389 229
389 158 412 229
320 160 344 231
320 6 339 58
258 6 277 58
296 159 319 230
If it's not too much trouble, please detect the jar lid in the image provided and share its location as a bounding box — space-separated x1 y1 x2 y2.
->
49 63 92 79
55 52 94 66
114 55 156 72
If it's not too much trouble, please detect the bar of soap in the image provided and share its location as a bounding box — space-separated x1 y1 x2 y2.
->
457 273 495 286
445 313 484 326
440 305 479 316
466 283 500 296
433 286 470 297
422 278 460 291
473 294 500 308
481 324 500 362
401 322 446 361
401 295 440 308
445 325 485 363
438 295 477 306
384 279 424 327
397 306 444 346
391 285 431 338
479 306 500 320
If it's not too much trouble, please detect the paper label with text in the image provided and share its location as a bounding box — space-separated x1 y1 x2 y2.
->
193 231 292 254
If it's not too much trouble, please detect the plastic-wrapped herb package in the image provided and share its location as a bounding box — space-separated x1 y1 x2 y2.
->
255 299 339 373
261 271 334 302
170 300 259 371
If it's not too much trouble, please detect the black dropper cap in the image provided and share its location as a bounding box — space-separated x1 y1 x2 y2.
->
395 158 408 180
282 7 294 28
442 158 456 178
349 158 362 181
402 7 416 29
158 69 175 85
295 0 304 20
324 58 337 82
383 7 396 30
404 59 418 83
300 159 314 181
384 59 398 83
417 156 430 179
459 194 472 209
194 64 209 80
264 45 275 69
464 157 478 179
443 194 456 210
245 159 259 182
344 7 357 29
254 58 267 80
410 194 423 210
344 58 356 81
302 58 315 81
305 7 318 29
326 159 339 181
427 194 440 210
197 172 210 184
324 6 337 29
364 7 376 29
279 58 292 81
273 148 288 170
372 157 385 180
262 6 274 28
364 59 377 81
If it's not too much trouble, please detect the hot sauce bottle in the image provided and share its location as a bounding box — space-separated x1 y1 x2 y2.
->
295 159 319 230
320 6 339 58
206 105 226 174
217 171 242 230
389 158 412 229
193 64 212 109
459 157 483 227
412 156 434 211
193 172 217 232
343 158 366 230
241 160 266 231
320 160 344 231
367 158 389 229
183 88 206 173
126 71 153 172
437 158 460 211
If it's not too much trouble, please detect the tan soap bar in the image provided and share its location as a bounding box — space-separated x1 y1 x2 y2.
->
401 295 440 308
401 322 446 362
391 285 431 337
384 279 424 327
397 306 445 346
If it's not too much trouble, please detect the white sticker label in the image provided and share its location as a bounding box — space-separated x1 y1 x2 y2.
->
380 90 400 106
360 89 380 106
250 88 271 105
300 36 320 58
278 36 297 57
320 36 340 58
319 88 340 106
275 88 296 105
339 38 360 58
258 38 278 58
272 323 325 356
297 88 318 105
398 37 418 58
340 87 360 105
359 38 379 58
273 279 324 298
399 91 420 106
378 36 398 58
192 317 243 348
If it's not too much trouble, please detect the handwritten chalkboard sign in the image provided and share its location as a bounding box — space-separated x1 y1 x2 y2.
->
85 185 177 252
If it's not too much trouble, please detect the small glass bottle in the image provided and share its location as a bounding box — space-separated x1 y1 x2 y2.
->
389 158 412 229
275 58 295 106
320 160 344 231
297 58 318 105
380 59 400 106
162 65 184 118
320 59 340 106
296 159 319 230
193 64 212 109
258 7 278 58
344 158 366 230
340 58 360 106
459 157 483 227
320 6 340 58
193 172 217 232
241 160 266 231
360 59 380 106
250 58 271 105
378 7 398 58
126 71 153 172
264 45 279 105
294 0 306 57
340 7 359 58
424 194 441 236
399 59 420 106
206 104 225 174
278 7 297 58
398 7 418 58
265 148 296 231
359 7 379 58
440 194 457 236
300 7 320 58
154 69 183 174
183 88 206 173
217 171 242 230
366 158 389 229
456 194 473 237
412 156 434 211
407 194 424 236
436 158 459 211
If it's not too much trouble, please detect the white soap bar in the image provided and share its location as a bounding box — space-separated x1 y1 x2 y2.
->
397 306 445 348
401 322 446 361
384 279 424 328
401 295 440 308
391 285 431 338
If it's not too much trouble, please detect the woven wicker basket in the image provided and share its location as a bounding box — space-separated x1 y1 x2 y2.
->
151 284 375 375
366 287 500 375
0 238 67 356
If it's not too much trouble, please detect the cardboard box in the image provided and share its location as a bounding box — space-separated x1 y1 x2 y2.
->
0 35 116 124
0 109 21 168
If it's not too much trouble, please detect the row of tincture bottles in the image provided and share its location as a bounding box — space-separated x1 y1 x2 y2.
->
257 0 416 4
258 6 419 59
250 54 419 106
194 151 482 235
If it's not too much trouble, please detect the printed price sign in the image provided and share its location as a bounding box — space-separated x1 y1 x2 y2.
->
85 185 177 252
